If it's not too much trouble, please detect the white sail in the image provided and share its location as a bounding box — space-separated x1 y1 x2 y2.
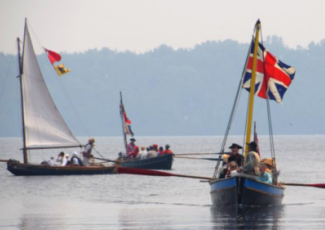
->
22 23 81 149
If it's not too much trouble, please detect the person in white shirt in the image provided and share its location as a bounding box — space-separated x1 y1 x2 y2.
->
82 138 95 166
61 154 69 166
47 156 55 166
137 146 146 159
70 152 83 166
56 152 65 165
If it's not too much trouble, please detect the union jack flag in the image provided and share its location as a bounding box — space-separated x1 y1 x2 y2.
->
242 40 296 103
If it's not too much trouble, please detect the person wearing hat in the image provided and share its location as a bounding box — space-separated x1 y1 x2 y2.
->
227 143 244 167
127 138 136 156
82 138 95 166
238 141 261 175
164 144 173 154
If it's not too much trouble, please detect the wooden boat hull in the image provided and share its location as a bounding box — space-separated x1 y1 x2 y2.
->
7 160 117 176
210 176 284 206
120 154 174 170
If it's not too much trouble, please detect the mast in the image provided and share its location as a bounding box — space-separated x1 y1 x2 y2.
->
18 19 28 163
244 20 261 157
120 92 128 152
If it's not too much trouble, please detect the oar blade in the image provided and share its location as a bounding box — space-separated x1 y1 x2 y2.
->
284 183 325 189
117 167 174 177
309 183 325 189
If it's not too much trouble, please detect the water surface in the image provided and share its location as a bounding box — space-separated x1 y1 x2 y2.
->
1 136 325 229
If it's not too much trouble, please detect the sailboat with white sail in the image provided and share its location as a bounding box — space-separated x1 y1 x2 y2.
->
209 20 296 206
6 19 117 176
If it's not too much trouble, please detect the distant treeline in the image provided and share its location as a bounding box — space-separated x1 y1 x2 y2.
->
1 35 325 137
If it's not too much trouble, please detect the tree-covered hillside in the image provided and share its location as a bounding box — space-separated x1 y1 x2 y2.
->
1 36 325 137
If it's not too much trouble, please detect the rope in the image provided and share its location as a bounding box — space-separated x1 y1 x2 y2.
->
93 147 106 159
260 26 277 185
212 38 253 178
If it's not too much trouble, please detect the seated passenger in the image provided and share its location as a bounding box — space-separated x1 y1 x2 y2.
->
137 146 146 159
257 163 272 184
61 154 70 166
164 144 173 154
218 154 230 179
228 161 239 177
261 158 274 179
158 146 164 156
47 156 55 166
56 152 65 164
147 146 158 158
70 152 83 166
237 142 260 175
141 146 149 159
129 146 139 159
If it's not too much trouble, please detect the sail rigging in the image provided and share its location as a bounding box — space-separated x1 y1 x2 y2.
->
20 20 81 151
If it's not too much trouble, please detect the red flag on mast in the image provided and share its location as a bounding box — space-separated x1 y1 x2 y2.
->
44 48 61 64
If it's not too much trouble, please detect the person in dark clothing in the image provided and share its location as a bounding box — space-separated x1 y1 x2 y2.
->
227 143 244 167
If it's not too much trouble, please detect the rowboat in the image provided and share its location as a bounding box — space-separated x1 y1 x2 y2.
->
119 154 174 170
118 92 174 170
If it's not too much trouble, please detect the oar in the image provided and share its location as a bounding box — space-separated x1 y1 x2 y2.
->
174 156 223 161
92 157 120 164
283 183 325 189
0 159 8 163
175 152 231 156
117 167 214 180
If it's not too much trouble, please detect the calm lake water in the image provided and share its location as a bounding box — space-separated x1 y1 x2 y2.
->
1 135 325 230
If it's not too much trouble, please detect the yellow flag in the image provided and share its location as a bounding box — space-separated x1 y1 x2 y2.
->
54 64 71 76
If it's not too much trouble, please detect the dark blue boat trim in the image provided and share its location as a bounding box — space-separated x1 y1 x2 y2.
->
120 154 174 170
7 160 117 176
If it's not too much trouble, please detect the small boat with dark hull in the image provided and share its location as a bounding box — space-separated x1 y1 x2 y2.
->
7 160 117 176
210 175 284 206
5 19 117 176
119 154 174 170
118 92 174 170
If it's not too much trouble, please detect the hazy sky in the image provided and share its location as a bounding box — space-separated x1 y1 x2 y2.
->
1 0 324 54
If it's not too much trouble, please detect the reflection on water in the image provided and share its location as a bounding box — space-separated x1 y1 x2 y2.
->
211 206 283 230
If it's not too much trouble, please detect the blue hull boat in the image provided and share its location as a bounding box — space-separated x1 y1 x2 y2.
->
210 176 284 206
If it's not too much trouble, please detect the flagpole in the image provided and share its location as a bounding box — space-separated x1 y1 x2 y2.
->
120 92 128 153
244 20 261 158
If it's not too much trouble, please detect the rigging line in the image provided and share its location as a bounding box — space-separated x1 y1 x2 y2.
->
260 28 276 160
93 147 105 159
56 78 91 138
26 21 46 55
